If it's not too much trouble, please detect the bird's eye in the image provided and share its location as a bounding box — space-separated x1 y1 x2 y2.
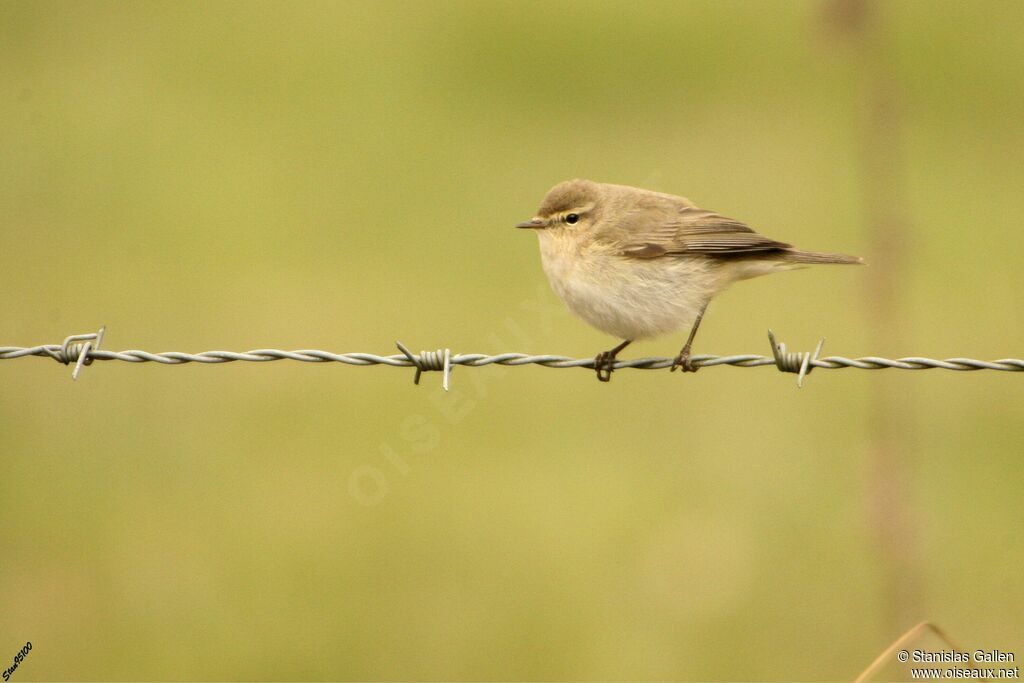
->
565 213 580 224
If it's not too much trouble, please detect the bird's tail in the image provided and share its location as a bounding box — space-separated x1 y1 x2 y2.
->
783 249 864 265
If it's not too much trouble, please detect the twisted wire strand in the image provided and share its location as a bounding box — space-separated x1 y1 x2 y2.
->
2 345 1022 372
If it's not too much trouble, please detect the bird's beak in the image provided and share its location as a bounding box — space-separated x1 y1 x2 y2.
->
515 218 547 230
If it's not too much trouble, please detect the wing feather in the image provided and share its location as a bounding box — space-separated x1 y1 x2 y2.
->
615 205 790 258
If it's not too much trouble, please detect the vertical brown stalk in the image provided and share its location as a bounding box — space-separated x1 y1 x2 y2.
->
823 0 921 636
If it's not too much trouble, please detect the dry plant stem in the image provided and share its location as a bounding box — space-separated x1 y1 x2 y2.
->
850 0 923 633
854 622 984 682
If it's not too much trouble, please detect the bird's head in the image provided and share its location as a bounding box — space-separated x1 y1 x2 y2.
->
515 179 600 233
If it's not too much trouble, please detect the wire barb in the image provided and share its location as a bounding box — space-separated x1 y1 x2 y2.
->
395 341 453 391
50 326 106 380
768 329 825 388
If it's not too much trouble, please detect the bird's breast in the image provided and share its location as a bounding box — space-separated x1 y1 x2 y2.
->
535 232 715 340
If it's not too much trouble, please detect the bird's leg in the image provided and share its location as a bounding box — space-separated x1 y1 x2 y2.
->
595 340 631 382
671 303 709 373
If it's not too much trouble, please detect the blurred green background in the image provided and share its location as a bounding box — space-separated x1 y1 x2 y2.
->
2 1 1022 680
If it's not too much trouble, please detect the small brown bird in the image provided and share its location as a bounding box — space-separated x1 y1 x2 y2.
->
516 179 862 382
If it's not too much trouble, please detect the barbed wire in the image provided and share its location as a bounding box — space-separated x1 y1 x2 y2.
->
2 327 1022 389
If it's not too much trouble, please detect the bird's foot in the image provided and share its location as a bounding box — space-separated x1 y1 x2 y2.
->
595 350 617 382
670 349 700 373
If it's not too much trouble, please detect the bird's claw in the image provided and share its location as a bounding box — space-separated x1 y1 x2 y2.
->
595 351 615 382
671 351 700 373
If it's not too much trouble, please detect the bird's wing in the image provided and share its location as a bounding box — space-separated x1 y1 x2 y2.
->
616 206 790 258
